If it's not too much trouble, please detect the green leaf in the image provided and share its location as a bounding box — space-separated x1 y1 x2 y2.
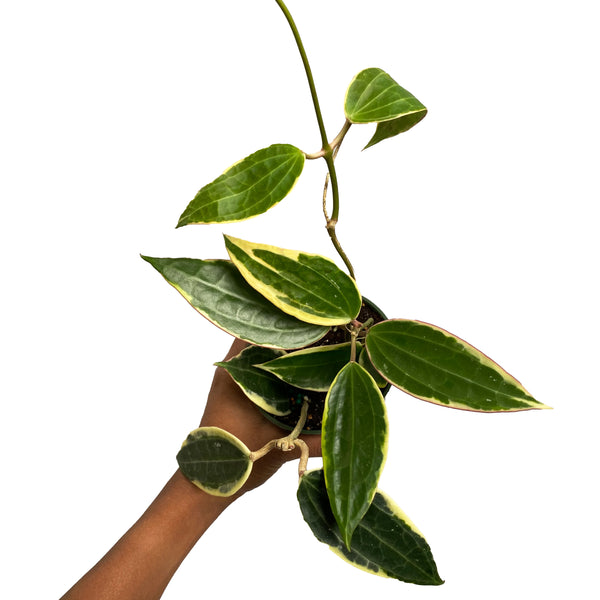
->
177 144 305 226
322 362 388 549
224 235 362 326
177 427 252 497
257 342 357 391
364 110 427 149
358 345 388 388
142 256 328 349
216 345 298 416
344 68 427 149
298 470 443 585
366 320 551 412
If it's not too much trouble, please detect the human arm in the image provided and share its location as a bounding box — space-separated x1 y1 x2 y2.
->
60 338 321 600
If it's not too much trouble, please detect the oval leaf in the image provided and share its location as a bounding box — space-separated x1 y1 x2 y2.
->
298 470 443 585
322 362 388 549
177 144 305 226
216 345 298 416
142 256 328 349
366 319 550 412
224 235 362 326
257 342 357 391
177 427 252 497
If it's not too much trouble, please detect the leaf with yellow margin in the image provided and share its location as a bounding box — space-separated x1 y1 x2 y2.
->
224 235 361 326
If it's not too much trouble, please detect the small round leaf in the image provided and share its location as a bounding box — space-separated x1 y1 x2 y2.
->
177 427 252 496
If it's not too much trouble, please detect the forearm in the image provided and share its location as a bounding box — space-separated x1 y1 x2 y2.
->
61 470 234 600
60 346 320 600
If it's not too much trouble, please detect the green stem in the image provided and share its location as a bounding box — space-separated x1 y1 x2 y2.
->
274 0 329 151
274 0 356 280
350 330 358 362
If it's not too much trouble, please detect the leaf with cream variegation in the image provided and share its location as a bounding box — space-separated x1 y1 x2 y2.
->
322 362 388 549
366 319 550 412
177 144 305 226
224 235 361 326
298 469 443 585
177 427 252 497
142 256 328 349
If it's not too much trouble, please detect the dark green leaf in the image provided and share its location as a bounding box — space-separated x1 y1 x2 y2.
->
142 256 328 349
177 144 305 226
257 342 356 391
224 235 361 326
322 362 388 548
177 427 252 496
358 345 388 388
298 470 443 585
366 320 550 412
216 345 298 416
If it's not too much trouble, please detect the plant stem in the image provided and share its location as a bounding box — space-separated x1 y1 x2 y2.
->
350 332 358 362
249 399 310 466
294 439 309 478
279 399 309 447
274 0 329 151
274 0 356 280
306 119 351 160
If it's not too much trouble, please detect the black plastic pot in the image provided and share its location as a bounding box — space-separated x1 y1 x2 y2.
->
260 296 390 434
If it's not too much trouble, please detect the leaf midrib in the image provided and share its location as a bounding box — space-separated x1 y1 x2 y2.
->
248 250 355 318
170 264 320 336
185 149 302 221
302 477 435 581
370 334 531 404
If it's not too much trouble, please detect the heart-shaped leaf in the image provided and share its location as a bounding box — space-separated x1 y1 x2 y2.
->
177 427 252 497
298 469 443 585
142 256 328 349
257 342 357 391
344 68 427 149
177 144 305 226
215 345 297 416
224 235 361 326
322 362 388 549
366 319 551 412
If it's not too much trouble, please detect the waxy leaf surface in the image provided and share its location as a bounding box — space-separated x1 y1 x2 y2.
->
177 144 305 226
257 342 357 391
177 427 252 496
358 345 388 388
364 111 428 149
298 470 443 585
224 235 361 326
366 320 549 412
216 345 296 416
322 362 388 549
344 68 427 148
142 257 328 349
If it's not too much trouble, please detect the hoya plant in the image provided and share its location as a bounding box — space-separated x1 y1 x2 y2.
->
143 0 549 586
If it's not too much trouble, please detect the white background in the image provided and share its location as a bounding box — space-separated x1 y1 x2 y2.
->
2 1 598 598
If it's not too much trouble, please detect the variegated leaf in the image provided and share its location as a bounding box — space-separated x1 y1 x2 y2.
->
224 235 361 326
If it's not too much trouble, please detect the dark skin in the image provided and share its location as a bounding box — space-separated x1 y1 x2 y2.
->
61 338 322 600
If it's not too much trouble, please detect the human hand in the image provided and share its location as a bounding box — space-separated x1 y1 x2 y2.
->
198 338 322 494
